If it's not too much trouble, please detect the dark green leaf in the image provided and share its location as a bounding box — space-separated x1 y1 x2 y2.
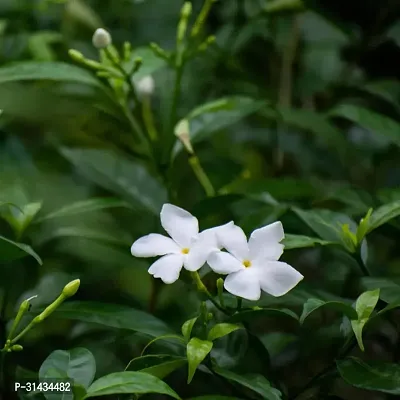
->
300 299 357 324
33 301 173 337
186 338 213 383
126 355 186 379
0 235 42 264
39 348 96 395
328 104 400 147
337 357 400 394
351 289 380 351
207 323 241 342
366 201 400 233
213 367 282 400
229 308 298 323
361 81 400 111
188 397 244 400
60 148 167 214
84 371 180 399
361 277 400 304
1 202 42 237
37 198 129 222
283 234 335 249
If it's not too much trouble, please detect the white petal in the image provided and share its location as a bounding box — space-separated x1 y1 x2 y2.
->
255 260 303 297
131 234 180 257
217 224 249 260
184 242 212 272
248 221 285 261
207 251 244 274
199 221 235 249
148 254 184 284
224 269 261 301
160 204 199 248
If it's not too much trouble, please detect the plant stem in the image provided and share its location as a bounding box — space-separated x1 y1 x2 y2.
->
188 155 215 197
191 272 229 315
355 246 370 277
141 96 158 142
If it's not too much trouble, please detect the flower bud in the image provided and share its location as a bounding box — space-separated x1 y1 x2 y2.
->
174 119 194 154
62 279 80 298
92 28 112 49
136 75 155 97
68 49 85 62
11 344 23 352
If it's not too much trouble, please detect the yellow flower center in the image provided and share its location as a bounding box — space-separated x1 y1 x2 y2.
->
181 248 190 254
243 259 252 268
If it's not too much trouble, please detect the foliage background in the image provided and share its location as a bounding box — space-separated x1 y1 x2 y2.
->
1 0 400 399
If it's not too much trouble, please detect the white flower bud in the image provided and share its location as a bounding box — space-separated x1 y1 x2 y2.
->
92 28 112 49
136 75 155 97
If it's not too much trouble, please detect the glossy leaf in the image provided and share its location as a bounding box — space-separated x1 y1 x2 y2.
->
328 104 400 147
337 357 400 394
84 371 180 399
207 323 241 342
300 299 358 324
283 234 335 250
39 348 96 389
361 278 400 304
229 308 298 323
213 367 282 400
366 201 400 233
126 355 186 379
0 235 42 264
186 338 213 383
60 148 167 214
1 202 42 237
37 198 129 222
182 317 198 342
33 301 173 337
351 289 380 351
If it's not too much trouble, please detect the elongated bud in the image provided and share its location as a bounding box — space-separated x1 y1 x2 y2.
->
177 2 192 46
149 42 170 61
131 57 143 74
7 295 37 341
62 279 80 298
136 75 155 97
11 345 23 352
175 119 194 154
92 28 112 49
198 35 216 52
191 0 217 38
123 42 132 61
68 49 85 62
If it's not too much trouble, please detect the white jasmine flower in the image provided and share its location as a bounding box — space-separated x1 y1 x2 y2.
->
131 203 233 284
136 75 155 97
92 28 112 49
208 222 303 301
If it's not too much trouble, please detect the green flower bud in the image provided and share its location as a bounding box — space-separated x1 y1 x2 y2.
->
174 119 193 154
62 279 80 298
11 345 23 352
68 49 85 62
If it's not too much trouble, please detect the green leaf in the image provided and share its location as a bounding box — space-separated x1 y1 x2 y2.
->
84 371 180 399
361 80 400 111
33 301 173 337
361 277 400 304
366 201 400 233
186 338 213 384
182 317 198 342
39 348 96 389
126 355 186 379
0 235 42 264
213 367 282 400
1 202 42 237
264 0 304 12
292 207 357 251
0 61 104 88
351 289 380 351
188 397 244 400
207 323 241 342
60 148 167 214
283 234 335 249
173 97 265 156
300 299 358 324
229 308 298 323
337 357 400 394
37 198 129 222
328 104 400 147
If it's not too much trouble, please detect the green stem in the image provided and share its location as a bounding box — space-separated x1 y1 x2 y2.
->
355 247 370 277
169 66 184 134
142 96 158 142
188 155 215 197
191 272 229 315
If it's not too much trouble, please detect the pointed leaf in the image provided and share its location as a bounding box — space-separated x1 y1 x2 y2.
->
366 201 400 233
300 299 358 324
212 367 282 400
337 357 400 394
2 202 42 237
126 355 186 379
207 323 241 342
283 234 335 249
0 235 42 264
182 317 198 342
84 371 180 399
39 348 96 390
186 338 213 383
351 289 380 351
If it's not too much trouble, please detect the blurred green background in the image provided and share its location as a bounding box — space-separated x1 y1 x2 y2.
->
1 0 400 399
